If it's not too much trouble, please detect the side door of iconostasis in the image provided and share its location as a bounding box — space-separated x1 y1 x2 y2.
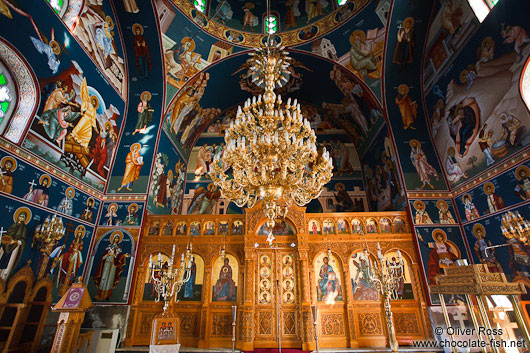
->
255 251 301 348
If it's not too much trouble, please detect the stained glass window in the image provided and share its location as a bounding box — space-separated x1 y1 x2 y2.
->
467 0 501 22
47 0 64 14
265 15 278 35
337 0 347 6
194 0 206 12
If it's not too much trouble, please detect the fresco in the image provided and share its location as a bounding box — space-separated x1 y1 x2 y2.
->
48 0 127 97
424 0 530 188
462 203 530 288
86 229 137 303
212 254 238 302
314 252 343 302
176 253 204 301
384 0 447 191
361 126 406 211
410 199 457 225
414 225 468 304
107 0 164 194
0 149 101 223
143 252 170 301
454 161 530 223
349 251 379 301
98 201 145 227
297 0 387 101
0 194 93 302
147 131 187 215
0 1 125 192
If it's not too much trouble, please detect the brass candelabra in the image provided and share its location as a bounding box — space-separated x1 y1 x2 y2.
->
148 244 194 313
501 210 530 245
32 214 65 279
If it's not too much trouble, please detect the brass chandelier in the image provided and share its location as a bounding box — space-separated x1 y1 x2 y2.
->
209 42 333 229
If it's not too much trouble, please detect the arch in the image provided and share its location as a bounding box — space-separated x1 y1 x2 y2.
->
382 249 415 300
142 251 172 302
177 253 204 302
520 55 530 113
211 253 239 302
19 279 53 346
45 0 70 18
348 249 380 301
256 218 296 236
0 38 39 144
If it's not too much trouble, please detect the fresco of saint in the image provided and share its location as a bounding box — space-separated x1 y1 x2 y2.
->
93 231 129 301
212 257 237 301
0 207 30 281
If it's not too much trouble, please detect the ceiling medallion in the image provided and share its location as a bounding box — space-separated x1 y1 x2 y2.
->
209 40 333 237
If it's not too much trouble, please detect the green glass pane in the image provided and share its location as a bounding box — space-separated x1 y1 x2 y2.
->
0 101 8 113
0 73 5 86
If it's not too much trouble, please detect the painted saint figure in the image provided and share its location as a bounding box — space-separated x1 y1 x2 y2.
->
445 147 467 184
514 166 530 200
472 224 502 273
318 256 341 302
393 17 415 67
69 79 99 148
0 208 30 281
57 187 75 215
484 182 504 213
124 204 139 226
57 226 85 296
395 84 417 130
93 232 129 301
80 198 95 223
413 200 432 224
437 200 455 224
24 174 51 207
118 143 143 192
418 229 459 284
105 204 119 226
184 257 196 298
213 257 236 301
409 139 438 189
0 156 16 194
133 91 154 135
133 24 151 79
462 194 479 221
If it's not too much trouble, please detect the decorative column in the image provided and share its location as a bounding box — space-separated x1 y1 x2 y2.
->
298 246 315 351
198 267 211 348
343 259 358 348
238 248 255 351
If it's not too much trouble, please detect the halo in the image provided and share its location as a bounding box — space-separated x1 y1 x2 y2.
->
462 193 472 202
108 202 118 212
65 187 76 199
75 225 86 237
349 30 365 45
207 183 217 191
175 161 183 170
472 223 486 237
90 95 100 109
515 166 530 180
334 183 345 191
483 182 495 194
49 40 61 55
104 121 113 130
130 143 142 151
132 23 144 35
403 17 414 29
413 200 425 210
436 99 444 108
128 203 138 212
436 199 448 210
432 228 447 242
481 36 493 49
409 139 420 148
13 207 31 224
105 16 115 30
87 197 95 206
181 37 196 52
140 91 151 101
167 170 174 180
460 70 468 83
110 230 124 243
0 156 17 172
447 146 455 156
398 84 409 95
39 174 51 186
243 2 255 9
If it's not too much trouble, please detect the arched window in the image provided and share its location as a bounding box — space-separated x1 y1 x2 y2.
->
46 0 69 17
467 0 500 22
520 56 530 112
0 40 38 144
263 12 279 35
194 0 206 13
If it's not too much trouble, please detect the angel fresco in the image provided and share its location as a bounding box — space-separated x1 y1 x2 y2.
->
188 184 221 215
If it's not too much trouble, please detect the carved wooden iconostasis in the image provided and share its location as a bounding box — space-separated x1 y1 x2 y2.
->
126 205 431 349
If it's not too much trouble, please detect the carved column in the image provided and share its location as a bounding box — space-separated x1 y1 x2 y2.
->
411 263 431 338
343 258 358 348
298 246 315 351
238 248 255 351
198 267 212 348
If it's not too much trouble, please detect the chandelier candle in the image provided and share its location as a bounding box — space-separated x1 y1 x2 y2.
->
209 43 333 230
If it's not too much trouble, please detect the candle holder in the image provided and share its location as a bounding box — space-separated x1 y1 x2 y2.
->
311 305 319 353
32 214 65 279
364 243 405 353
148 244 194 313
231 305 237 353
501 210 530 245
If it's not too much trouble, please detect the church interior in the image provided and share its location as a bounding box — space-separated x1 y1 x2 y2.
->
0 0 530 352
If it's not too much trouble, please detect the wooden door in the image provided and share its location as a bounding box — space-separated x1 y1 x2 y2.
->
254 250 301 348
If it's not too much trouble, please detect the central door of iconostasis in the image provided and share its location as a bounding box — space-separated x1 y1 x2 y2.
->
254 250 302 348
